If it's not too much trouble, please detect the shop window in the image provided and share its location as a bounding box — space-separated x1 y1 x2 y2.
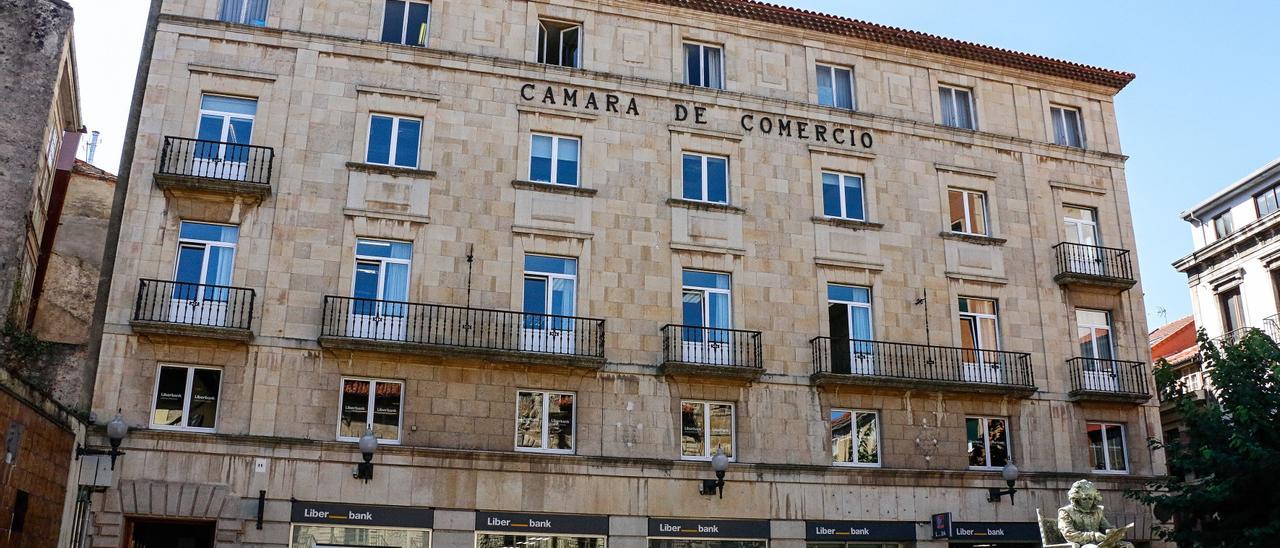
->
338 377 403 444
830 409 879 466
516 390 576 453
680 400 734 460
1087 422 1128 473
151 364 222 432
966 416 1010 469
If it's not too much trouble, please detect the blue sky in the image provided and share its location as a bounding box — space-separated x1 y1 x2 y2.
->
789 0 1280 328
68 0 1279 329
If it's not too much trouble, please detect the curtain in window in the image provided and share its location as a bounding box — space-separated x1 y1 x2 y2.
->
243 0 268 26
550 278 575 330
817 67 834 106
940 88 957 126
203 246 235 301
381 262 409 317
704 47 723 89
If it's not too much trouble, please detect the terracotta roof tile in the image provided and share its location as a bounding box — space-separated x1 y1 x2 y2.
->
648 0 1135 91
72 159 116 181
1149 315 1195 346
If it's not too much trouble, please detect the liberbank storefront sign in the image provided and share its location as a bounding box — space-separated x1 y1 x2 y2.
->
290 500 433 548
805 520 917 542
519 83 875 151
476 510 609 545
648 517 770 545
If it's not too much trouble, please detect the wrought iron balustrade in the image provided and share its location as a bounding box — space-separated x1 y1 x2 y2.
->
1067 357 1149 400
320 296 605 359
157 136 274 186
810 336 1035 390
660 325 763 370
1052 242 1135 285
133 278 256 331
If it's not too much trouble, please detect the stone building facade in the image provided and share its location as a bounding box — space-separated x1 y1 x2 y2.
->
90 0 1160 546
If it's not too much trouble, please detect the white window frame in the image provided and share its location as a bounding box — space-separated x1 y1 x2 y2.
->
336 377 404 445
681 152 730 204
523 255 578 317
537 19 581 68
822 171 865 221
219 0 268 26
45 129 59 170
352 238 412 302
175 221 238 287
966 416 1011 470
939 84 976 130
514 389 577 454
1076 309 1114 358
682 270 732 331
948 188 989 236
830 408 881 467
1050 104 1086 148
816 63 856 110
683 41 725 89
680 399 736 461
150 364 223 433
1087 422 1129 474
827 284 873 341
365 114 421 169
529 133 581 187
380 0 431 47
959 297 1001 353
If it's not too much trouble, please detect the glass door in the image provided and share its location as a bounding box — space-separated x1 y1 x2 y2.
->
1063 206 1103 275
348 240 411 341
522 255 578 354
1076 309 1118 391
170 222 238 326
829 284 875 375
959 298 1002 383
681 271 732 365
193 94 257 180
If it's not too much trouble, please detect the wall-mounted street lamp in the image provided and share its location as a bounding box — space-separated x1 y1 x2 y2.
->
986 460 1020 504
353 428 377 482
698 447 730 498
75 412 129 469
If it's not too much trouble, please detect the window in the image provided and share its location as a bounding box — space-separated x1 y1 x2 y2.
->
380 0 430 47
683 42 724 89
948 188 989 236
349 239 412 339
515 390 575 453
529 134 580 186
1063 205 1100 246
1087 422 1128 472
218 0 268 26
1256 186 1280 218
44 129 59 170
938 85 975 129
1212 212 1234 239
681 153 729 204
338 378 403 443
682 270 731 334
821 172 865 220
151 365 222 432
522 255 578 352
538 19 581 68
680 400 734 460
366 114 422 168
831 409 879 466
966 416 1010 469
1050 105 1085 148
816 64 855 110
174 222 238 298
959 297 1000 372
1219 287 1245 334
1076 309 1114 360
828 284 872 344
196 94 256 163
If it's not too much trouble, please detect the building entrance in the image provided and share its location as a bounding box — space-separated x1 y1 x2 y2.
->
125 518 216 548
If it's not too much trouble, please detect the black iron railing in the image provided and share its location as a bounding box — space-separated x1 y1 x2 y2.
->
158 136 274 186
1211 326 1257 347
320 296 605 359
133 278 256 331
1067 357 1149 397
1266 313 1280 342
811 337 1035 388
1052 242 1134 282
661 325 763 369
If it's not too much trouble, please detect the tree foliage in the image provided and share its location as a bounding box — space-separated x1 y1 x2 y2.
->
1130 329 1280 546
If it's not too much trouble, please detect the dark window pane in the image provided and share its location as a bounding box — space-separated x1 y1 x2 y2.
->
680 401 705 457
380 0 405 44
516 391 543 448
843 176 863 220
856 412 878 464
339 379 370 439
682 154 702 200
366 116 393 164
561 27 580 67
537 23 549 64
1087 423 1105 470
548 393 574 450
153 367 188 427
830 410 852 463
966 418 985 466
988 418 1009 467
372 381 401 440
394 118 420 168
706 156 727 203
684 44 701 86
822 173 842 217
405 2 430 46
531 135 553 182
187 369 221 428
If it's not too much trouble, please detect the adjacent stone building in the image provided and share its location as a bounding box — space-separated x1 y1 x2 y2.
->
89 0 1160 546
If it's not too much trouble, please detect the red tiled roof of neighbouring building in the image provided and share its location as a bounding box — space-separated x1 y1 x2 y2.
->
72 159 116 181
647 0 1136 91
1150 315 1197 363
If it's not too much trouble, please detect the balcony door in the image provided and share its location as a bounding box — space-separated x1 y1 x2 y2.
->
959 297 1003 383
348 239 411 341
1076 309 1118 391
522 255 578 354
1063 205 1103 275
828 284 875 375
193 94 256 180
681 270 732 364
170 222 238 327
1219 287 1246 342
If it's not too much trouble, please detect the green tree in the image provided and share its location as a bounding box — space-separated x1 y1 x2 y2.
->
1130 329 1280 546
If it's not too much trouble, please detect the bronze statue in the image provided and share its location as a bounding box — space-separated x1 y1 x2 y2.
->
1056 479 1133 548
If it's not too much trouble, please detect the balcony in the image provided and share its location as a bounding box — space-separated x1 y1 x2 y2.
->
1067 357 1150 403
154 136 274 198
318 296 606 368
659 325 763 381
130 279 255 341
1052 242 1136 292
810 337 1036 396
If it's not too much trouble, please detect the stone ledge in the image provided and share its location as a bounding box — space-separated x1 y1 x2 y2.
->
1068 389 1151 405
318 335 606 370
939 231 1007 246
659 361 764 382
511 179 598 197
345 161 437 179
666 197 746 214
1053 272 1137 293
130 320 254 342
153 172 271 199
810 216 884 231
811 372 1037 398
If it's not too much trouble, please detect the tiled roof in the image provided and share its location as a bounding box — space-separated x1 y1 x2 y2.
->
1149 315 1195 346
1161 344 1200 366
648 0 1135 91
72 159 117 181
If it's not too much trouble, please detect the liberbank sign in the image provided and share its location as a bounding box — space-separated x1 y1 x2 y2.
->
290 500 433 528
519 83 875 151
